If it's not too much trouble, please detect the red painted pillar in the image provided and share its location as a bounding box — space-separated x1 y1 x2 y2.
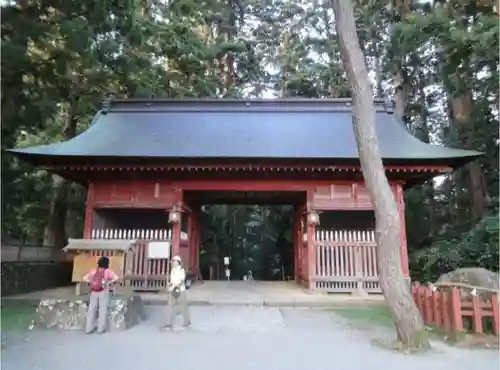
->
186 212 193 269
83 183 94 239
193 214 198 268
307 223 316 290
296 204 307 283
292 206 300 281
189 211 200 270
196 213 201 268
296 219 301 281
191 215 196 269
193 213 200 269
306 190 316 290
171 190 183 259
395 184 409 278
189 212 200 271
171 217 181 259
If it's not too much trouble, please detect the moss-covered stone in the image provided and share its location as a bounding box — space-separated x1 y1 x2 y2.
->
29 294 145 331
436 267 499 300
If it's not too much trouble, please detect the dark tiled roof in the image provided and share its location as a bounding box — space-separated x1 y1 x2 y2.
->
8 98 481 166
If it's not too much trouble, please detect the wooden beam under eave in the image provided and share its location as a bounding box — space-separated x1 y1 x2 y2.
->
46 163 452 173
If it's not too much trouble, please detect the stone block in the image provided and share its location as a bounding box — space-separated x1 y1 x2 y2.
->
29 294 145 331
436 267 500 301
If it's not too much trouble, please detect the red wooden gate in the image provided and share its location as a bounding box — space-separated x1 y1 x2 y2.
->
314 229 380 293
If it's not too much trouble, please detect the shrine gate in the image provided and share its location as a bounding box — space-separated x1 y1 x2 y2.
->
9 98 480 294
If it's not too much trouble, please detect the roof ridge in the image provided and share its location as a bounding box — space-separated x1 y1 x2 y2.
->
101 98 394 114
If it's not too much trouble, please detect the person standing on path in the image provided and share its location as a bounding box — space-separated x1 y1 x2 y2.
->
83 256 119 334
162 255 191 331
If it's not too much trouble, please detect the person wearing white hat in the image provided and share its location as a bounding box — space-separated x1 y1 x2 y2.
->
161 255 191 330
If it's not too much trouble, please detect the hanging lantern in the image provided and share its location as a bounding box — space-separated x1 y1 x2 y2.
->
306 211 320 226
168 207 181 223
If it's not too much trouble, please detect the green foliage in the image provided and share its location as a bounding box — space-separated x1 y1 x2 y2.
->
411 213 500 283
0 0 498 282
392 0 498 281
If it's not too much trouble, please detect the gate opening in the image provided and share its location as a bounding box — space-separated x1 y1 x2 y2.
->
184 190 306 282
199 205 294 281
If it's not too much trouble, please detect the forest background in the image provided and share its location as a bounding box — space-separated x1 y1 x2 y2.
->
2 0 498 281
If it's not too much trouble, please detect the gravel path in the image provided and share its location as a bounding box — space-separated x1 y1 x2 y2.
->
2 306 498 370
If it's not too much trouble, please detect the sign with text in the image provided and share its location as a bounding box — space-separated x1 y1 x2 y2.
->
147 241 171 259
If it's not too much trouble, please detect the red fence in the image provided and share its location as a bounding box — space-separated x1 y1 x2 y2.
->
412 283 500 336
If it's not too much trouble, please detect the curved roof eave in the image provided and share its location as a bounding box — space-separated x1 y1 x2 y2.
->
6 99 483 168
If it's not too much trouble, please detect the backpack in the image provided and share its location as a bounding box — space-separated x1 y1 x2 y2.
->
90 268 105 292
185 277 192 290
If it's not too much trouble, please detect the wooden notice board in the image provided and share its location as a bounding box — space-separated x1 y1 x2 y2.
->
71 254 125 282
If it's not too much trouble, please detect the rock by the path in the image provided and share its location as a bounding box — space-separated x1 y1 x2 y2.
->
436 267 499 300
29 294 145 331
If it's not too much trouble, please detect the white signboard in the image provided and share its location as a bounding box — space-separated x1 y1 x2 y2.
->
223 256 230 265
147 241 171 259
225 268 231 278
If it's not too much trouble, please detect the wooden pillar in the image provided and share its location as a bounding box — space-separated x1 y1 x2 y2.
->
307 223 316 290
395 183 409 278
306 190 316 290
195 213 201 269
300 211 306 283
189 213 194 268
189 211 200 271
186 212 193 269
171 216 181 259
83 183 95 239
293 206 300 282
298 223 303 282
171 190 183 259
192 214 197 269
296 211 302 282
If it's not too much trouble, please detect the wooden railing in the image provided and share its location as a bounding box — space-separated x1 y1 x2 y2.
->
412 283 500 336
314 229 380 294
90 228 178 290
91 228 185 240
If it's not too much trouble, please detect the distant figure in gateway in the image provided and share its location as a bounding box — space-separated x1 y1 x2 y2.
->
83 256 119 334
161 255 191 331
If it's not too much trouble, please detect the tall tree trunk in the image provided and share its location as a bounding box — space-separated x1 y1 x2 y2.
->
373 42 384 98
321 3 345 98
330 0 428 348
221 0 237 96
389 0 411 122
441 3 488 223
43 100 78 248
278 34 290 98
415 67 436 235
451 92 488 223
43 174 68 248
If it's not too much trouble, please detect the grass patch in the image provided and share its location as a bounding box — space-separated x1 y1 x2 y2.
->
1 303 36 331
334 307 499 351
333 306 394 329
